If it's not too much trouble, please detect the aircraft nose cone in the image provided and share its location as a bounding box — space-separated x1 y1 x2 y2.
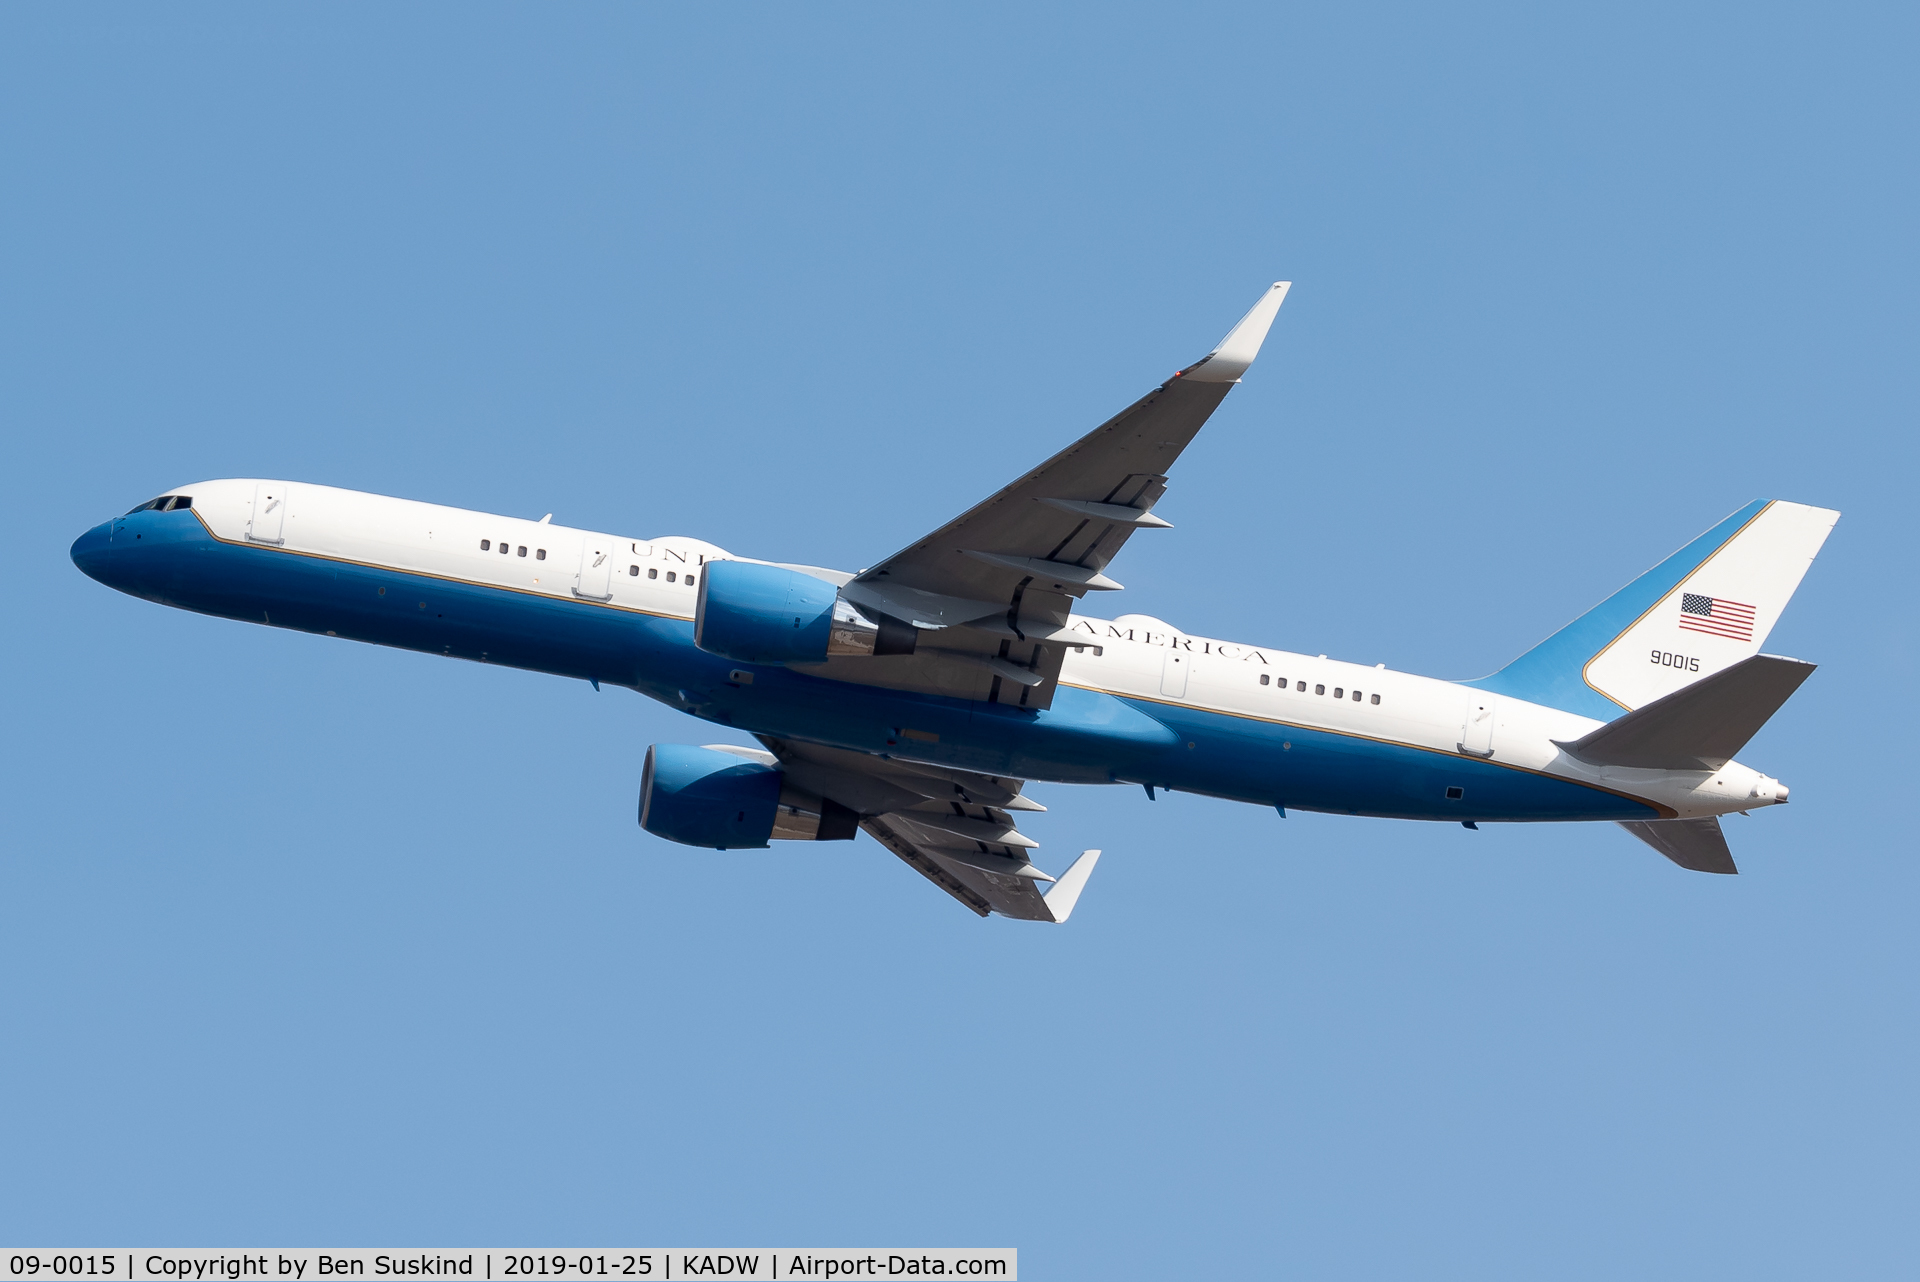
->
70 521 115 584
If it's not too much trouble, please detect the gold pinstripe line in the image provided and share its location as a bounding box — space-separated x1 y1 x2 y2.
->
1059 680 1679 819
190 508 691 623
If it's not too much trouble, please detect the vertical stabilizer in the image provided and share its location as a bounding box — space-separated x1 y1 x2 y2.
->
1468 500 1838 719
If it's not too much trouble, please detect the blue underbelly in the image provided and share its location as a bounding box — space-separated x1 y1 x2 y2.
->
110 519 1656 824
1130 698 1653 821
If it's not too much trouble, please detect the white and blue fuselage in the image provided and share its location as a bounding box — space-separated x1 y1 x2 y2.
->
68 287 1837 914
71 478 1791 828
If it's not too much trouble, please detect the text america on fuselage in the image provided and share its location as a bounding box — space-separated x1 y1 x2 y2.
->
71 282 1839 921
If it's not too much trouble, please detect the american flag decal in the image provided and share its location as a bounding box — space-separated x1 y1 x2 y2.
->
1679 592 1756 641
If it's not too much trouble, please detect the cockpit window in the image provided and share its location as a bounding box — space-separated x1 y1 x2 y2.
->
170 496 191 510
125 495 191 513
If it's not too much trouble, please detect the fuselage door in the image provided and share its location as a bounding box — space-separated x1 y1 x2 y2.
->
575 538 614 601
1459 698 1496 757
248 483 287 544
1160 649 1189 699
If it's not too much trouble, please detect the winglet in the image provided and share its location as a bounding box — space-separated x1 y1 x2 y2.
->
1183 282 1291 383
1042 849 1103 923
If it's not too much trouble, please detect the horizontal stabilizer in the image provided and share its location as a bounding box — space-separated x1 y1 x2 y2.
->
1619 818 1738 874
1556 654 1815 771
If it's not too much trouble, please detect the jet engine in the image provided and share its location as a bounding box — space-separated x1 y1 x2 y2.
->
639 743 858 850
694 561 915 665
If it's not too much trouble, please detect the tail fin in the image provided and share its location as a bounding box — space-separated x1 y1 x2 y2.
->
1468 500 1838 719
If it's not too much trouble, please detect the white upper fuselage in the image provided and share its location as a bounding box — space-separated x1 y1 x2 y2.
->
173 478 1785 820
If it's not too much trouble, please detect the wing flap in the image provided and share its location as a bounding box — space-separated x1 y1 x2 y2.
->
861 814 995 916
758 737 1099 920
861 813 1060 919
756 736 1034 810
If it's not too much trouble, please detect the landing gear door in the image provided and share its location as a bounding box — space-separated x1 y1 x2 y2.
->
1459 698 1496 757
1160 650 1189 699
248 483 287 544
575 538 614 601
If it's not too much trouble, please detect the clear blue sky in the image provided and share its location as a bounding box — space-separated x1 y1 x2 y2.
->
3 4 1915 1276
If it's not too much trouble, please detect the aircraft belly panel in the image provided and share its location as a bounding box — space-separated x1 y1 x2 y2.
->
1134 701 1658 822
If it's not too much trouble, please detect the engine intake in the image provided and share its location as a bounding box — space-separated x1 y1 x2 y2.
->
639 744 860 850
640 744 782 849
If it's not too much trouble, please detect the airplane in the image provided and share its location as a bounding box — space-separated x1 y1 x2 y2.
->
70 282 1839 922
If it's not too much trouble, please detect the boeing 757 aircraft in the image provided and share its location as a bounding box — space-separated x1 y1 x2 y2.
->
71 283 1838 921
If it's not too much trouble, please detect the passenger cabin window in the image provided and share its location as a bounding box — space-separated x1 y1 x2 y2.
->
1315 684 1325 695
499 542 509 554
1259 674 1270 686
517 545 527 557
629 565 640 576
536 549 546 561
687 574 697 587
648 568 658 579
1371 693 1381 705
1352 690 1362 701
1334 687 1344 699
1296 681 1306 692
480 539 490 551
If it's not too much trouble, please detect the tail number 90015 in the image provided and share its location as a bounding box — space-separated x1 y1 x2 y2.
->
1651 650 1699 671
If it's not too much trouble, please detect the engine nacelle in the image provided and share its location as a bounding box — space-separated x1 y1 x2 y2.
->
638 744 863 850
639 744 783 849
694 561 838 664
694 561 916 664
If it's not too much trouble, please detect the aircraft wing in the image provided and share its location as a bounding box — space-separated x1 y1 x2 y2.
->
756 735 1102 920
802 282 1290 711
